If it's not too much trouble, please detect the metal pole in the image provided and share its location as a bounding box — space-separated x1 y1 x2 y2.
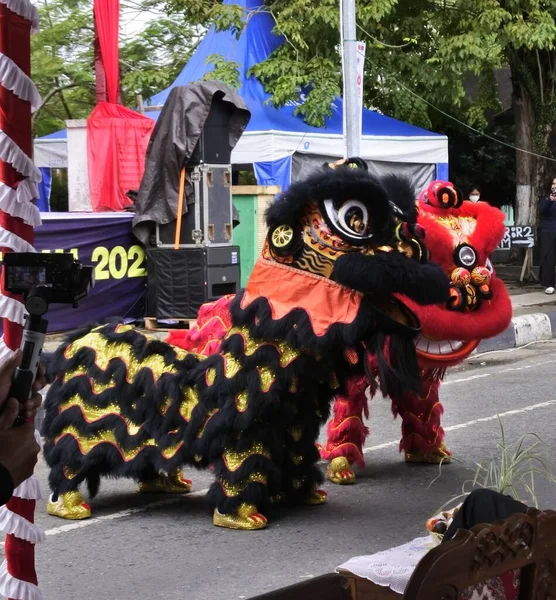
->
341 0 360 157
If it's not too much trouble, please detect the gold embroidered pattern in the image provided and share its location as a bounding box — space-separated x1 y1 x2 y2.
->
179 387 199 421
196 409 219 438
258 366 275 392
223 443 270 472
235 390 248 412
219 472 268 497
55 426 156 461
437 215 477 244
59 395 143 436
63 331 184 383
223 354 242 378
206 368 217 386
161 441 184 460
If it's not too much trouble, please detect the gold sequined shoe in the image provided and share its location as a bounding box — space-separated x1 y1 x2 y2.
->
46 491 91 520
405 444 452 465
213 503 268 530
305 488 327 505
138 471 192 494
326 457 356 485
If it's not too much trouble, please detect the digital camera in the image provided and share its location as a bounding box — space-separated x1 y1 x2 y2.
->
3 252 94 305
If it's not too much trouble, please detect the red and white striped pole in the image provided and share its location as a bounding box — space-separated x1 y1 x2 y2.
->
0 1 44 600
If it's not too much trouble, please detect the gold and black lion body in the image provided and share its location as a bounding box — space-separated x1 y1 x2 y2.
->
42 160 451 530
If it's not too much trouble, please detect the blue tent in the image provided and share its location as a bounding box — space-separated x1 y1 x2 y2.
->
146 0 448 189
33 0 448 202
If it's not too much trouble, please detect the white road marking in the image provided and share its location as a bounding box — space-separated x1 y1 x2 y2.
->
445 358 556 385
362 398 556 455
0 490 209 546
17 354 556 540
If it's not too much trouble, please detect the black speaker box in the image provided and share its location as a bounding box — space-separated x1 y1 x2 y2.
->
146 246 240 319
189 93 235 166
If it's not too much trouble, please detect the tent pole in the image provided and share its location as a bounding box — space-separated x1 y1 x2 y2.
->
341 0 359 157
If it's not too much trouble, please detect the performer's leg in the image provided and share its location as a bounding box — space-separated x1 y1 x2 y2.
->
281 425 327 506
209 426 282 530
138 467 192 494
393 373 451 463
321 375 370 485
46 460 92 520
443 489 528 542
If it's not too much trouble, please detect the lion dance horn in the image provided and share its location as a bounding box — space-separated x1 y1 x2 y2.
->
0 2 45 600
324 157 369 171
421 180 462 210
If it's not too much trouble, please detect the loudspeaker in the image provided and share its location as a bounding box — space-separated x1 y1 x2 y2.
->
189 92 235 166
146 246 240 319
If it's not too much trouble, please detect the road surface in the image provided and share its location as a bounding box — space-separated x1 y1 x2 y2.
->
6 340 556 599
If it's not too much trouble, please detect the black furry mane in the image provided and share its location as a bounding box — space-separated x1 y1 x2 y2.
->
265 166 391 232
380 174 417 223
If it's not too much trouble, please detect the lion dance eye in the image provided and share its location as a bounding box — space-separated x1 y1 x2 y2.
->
323 198 372 241
338 201 370 237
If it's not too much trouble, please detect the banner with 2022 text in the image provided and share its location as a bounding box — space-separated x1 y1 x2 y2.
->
32 213 146 332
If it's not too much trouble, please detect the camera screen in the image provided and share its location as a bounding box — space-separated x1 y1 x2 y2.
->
7 266 47 289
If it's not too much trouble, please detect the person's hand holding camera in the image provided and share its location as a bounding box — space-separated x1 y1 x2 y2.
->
0 351 43 505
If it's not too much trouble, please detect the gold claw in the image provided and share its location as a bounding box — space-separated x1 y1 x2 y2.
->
138 471 193 494
47 491 91 520
405 444 452 465
213 503 268 530
326 457 356 485
305 488 328 505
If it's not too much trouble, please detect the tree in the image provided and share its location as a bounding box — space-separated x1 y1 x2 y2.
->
31 0 201 137
31 0 95 138
162 0 556 227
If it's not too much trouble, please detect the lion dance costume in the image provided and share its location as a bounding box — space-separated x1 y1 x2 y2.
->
322 179 513 483
169 177 513 486
42 162 450 530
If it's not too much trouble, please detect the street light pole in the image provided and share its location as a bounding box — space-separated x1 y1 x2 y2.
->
341 0 360 157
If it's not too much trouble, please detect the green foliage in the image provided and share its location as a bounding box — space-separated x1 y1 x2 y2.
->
202 54 241 89
32 0 200 137
446 120 516 207
431 417 556 519
170 0 556 143
120 17 202 104
31 0 95 137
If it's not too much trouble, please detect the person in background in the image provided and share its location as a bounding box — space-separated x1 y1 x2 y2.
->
539 177 556 295
468 186 481 203
0 351 43 506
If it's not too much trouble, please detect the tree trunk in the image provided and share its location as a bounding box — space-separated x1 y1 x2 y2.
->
510 73 536 265
513 79 536 227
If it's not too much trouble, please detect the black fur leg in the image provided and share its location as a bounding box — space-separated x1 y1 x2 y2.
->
207 427 283 516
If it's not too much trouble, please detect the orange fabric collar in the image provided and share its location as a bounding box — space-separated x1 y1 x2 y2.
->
241 258 363 337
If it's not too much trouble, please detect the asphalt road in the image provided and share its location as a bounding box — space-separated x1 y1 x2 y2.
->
6 341 556 600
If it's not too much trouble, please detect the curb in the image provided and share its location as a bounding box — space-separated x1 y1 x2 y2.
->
477 311 556 354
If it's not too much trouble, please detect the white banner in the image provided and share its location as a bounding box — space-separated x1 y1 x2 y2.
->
355 41 366 138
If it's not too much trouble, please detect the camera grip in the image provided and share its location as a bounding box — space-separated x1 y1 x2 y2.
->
11 327 45 427
11 368 35 426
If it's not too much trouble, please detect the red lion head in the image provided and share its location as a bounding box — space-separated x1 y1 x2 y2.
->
399 180 512 368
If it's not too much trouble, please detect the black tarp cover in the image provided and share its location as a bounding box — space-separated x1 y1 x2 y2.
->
132 82 251 245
